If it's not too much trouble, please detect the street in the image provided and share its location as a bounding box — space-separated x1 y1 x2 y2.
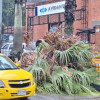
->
16 93 100 100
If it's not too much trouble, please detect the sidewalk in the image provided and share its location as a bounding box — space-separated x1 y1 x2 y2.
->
29 93 100 100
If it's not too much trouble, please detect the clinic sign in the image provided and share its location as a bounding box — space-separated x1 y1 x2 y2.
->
35 1 65 16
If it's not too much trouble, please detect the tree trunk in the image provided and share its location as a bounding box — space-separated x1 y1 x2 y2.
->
64 0 77 36
65 24 73 36
12 0 22 55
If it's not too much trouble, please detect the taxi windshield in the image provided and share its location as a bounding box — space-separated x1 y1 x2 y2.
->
0 56 19 70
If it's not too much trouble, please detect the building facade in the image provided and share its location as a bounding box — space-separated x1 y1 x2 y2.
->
4 0 100 46
26 0 90 41
26 0 65 41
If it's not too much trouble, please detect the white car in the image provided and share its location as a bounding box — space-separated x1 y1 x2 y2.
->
1 42 36 56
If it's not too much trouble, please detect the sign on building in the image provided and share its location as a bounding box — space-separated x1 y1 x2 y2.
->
35 1 65 16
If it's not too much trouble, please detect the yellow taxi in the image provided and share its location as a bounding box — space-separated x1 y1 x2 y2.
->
0 53 36 99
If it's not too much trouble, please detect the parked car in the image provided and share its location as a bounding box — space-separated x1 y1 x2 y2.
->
0 53 36 99
1 42 36 56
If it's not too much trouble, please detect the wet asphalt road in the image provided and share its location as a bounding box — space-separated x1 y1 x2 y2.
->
17 93 100 100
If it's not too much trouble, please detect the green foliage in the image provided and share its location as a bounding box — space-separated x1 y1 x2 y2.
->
2 0 14 26
37 41 49 57
43 83 60 94
26 42 98 95
54 42 92 67
51 66 94 95
70 69 90 86
34 57 49 70
26 57 49 84
52 66 73 95
2 0 26 28
27 64 46 83
85 68 97 83
27 64 96 95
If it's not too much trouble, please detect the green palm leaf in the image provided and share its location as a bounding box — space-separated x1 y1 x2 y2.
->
54 42 92 67
37 41 49 57
43 83 60 94
26 57 49 84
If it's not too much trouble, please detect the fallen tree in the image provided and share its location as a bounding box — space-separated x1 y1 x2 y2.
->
25 30 98 95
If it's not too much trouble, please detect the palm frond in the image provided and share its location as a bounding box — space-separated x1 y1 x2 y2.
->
26 57 49 83
71 69 90 86
26 65 33 72
52 66 94 95
37 41 49 57
80 85 95 95
54 42 92 66
43 83 60 94
34 57 49 70
28 65 46 83
72 83 94 95
52 66 73 94
84 68 97 83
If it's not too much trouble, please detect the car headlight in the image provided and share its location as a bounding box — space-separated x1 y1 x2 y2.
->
0 80 5 88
